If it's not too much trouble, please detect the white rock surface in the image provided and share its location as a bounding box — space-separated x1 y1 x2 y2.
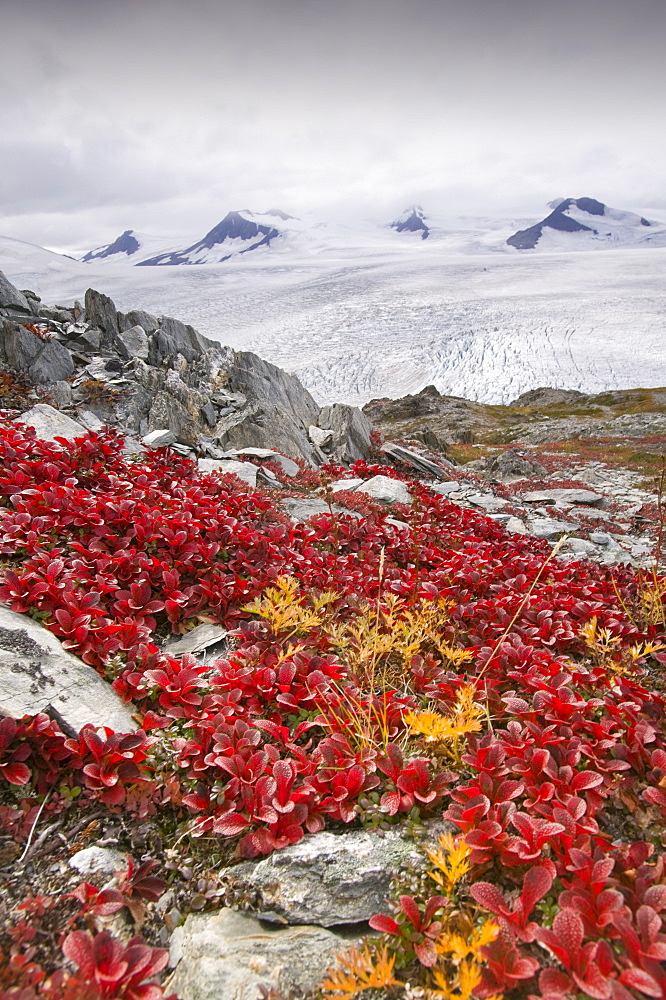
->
16 403 87 442
142 428 176 447
167 909 353 1000
69 846 127 876
198 459 258 487
308 425 333 447
328 478 365 493
0 605 136 734
356 475 411 505
230 828 422 926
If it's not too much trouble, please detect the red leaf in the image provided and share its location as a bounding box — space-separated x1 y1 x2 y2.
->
368 913 400 935
618 968 663 997
2 761 31 785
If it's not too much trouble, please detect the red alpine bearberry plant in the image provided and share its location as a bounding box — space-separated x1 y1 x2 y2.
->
0 416 665 998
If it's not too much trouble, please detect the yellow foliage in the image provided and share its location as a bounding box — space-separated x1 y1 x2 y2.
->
242 575 335 636
426 833 472 894
431 918 500 1000
405 685 486 763
320 943 399 1000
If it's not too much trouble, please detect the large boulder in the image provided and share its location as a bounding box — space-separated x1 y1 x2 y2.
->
15 403 87 441
0 271 30 312
0 321 74 384
317 403 374 464
228 828 423 926
167 909 355 1000
0 605 136 734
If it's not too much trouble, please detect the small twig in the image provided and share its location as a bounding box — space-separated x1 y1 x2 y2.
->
15 789 53 866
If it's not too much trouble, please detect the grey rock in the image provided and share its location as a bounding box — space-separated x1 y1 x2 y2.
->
562 538 598 555
0 270 30 312
467 493 508 512
164 624 227 657
329 478 365 493
0 605 136 734
382 442 453 478
521 488 604 507
505 516 529 534
120 309 159 335
308 425 333 447
386 516 410 529
201 401 217 427
357 475 411 505
317 403 373 464
224 448 300 477
272 454 299 477
521 491 559 504
75 328 102 353
50 381 73 407
231 828 422 927
117 325 149 361
69 846 127 876
486 449 548 482
16 403 87 442
0 321 75 384
142 428 176 447
590 532 613 546
221 447 276 459
150 316 214 364
431 480 462 496
84 288 120 348
167 909 355 1000
528 518 578 540
198 459 258 487
77 410 106 432
281 498 345 522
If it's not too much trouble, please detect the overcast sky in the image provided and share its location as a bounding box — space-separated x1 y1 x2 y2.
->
2 0 665 253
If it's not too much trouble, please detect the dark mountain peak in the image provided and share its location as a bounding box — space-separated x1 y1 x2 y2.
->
191 211 280 252
507 197 606 249
81 229 140 262
391 205 429 240
137 211 281 267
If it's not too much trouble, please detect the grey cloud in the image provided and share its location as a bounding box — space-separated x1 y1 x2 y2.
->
1 0 665 251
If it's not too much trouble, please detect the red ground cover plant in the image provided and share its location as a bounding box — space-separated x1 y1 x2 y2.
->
0 415 665 998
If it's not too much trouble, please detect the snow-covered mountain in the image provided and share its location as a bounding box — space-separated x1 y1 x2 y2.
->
507 197 666 250
2 200 666 409
81 229 141 261
136 210 288 266
390 205 430 239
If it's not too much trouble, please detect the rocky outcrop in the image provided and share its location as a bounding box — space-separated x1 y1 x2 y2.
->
0 605 136 735
0 271 373 467
167 909 355 1000
227 828 422 927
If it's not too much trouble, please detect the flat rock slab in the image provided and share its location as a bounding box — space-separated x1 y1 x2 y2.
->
466 493 508 512
164 623 227 656
280 498 358 522
521 488 604 506
528 518 578 540
230 828 422 926
0 605 136 734
16 403 87 442
198 459 258 487
329 478 365 493
356 475 411 506
431 480 462 496
168 908 355 1000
